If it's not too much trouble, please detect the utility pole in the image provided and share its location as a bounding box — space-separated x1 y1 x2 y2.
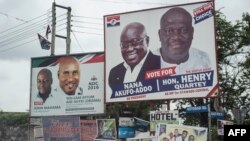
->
51 2 71 55
207 98 211 141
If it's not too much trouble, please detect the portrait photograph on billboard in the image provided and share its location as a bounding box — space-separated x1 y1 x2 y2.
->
104 1 218 102
30 52 104 116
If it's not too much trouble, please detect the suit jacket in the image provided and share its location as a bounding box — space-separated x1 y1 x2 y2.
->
108 51 160 85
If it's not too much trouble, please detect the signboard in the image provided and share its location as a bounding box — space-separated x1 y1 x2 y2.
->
186 105 208 113
80 120 97 141
118 127 135 138
217 120 234 136
119 117 135 127
134 117 150 132
30 53 104 116
211 112 224 119
95 119 117 140
105 0 218 102
157 124 207 141
150 110 179 121
42 116 81 141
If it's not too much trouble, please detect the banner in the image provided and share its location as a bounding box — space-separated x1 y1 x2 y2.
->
95 119 117 140
30 53 104 116
42 116 81 141
80 120 97 141
105 1 218 102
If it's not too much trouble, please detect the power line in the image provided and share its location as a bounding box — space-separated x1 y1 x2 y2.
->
71 20 103 25
72 25 103 30
0 11 69 50
72 31 84 52
0 38 38 54
71 30 103 36
72 15 102 20
0 11 29 23
0 28 45 47
0 19 50 43
0 12 50 34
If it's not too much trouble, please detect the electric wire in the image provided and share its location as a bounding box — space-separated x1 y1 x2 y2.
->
72 31 84 52
0 38 37 53
72 25 103 30
0 20 51 46
0 11 29 23
0 9 105 53
72 15 102 20
71 20 103 25
0 14 67 48
0 12 50 34
71 30 103 36
0 28 65 54
0 16 51 39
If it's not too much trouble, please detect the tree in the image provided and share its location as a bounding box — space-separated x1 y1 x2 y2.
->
216 11 250 123
0 111 29 140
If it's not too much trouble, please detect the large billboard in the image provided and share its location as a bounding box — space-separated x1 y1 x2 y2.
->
105 1 218 102
30 52 104 116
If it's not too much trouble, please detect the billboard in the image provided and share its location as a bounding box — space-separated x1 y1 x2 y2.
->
42 116 81 141
80 120 97 141
30 52 104 116
104 1 218 102
157 124 207 141
95 119 117 140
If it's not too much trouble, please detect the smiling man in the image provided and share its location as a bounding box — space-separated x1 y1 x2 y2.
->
155 7 211 73
36 68 53 103
108 22 160 85
57 56 82 96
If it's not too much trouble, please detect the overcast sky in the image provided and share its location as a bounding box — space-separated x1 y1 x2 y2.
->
0 0 249 112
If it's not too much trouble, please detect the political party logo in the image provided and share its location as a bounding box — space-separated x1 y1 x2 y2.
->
193 2 214 24
88 75 99 90
106 15 120 27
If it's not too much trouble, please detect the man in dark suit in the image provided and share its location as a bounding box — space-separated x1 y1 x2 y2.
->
108 22 160 86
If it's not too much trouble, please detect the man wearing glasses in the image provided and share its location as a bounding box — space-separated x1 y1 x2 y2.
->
108 22 160 85
155 7 211 73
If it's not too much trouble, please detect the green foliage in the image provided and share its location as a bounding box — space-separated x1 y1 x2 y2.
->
0 111 29 140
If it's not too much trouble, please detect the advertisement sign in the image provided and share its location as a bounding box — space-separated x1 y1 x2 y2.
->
134 117 150 132
217 119 234 136
80 120 97 141
95 119 117 140
186 105 208 113
42 116 81 141
30 53 104 116
105 1 218 102
150 110 179 121
157 124 207 141
211 112 224 119
118 127 135 138
119 117 135 127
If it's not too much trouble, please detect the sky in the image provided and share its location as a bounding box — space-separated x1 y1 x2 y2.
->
0 0 249 112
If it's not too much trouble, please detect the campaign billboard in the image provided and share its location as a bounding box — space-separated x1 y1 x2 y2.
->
30 52 104 116
157 124 207 141
104 1 218 102
42 116 81 141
